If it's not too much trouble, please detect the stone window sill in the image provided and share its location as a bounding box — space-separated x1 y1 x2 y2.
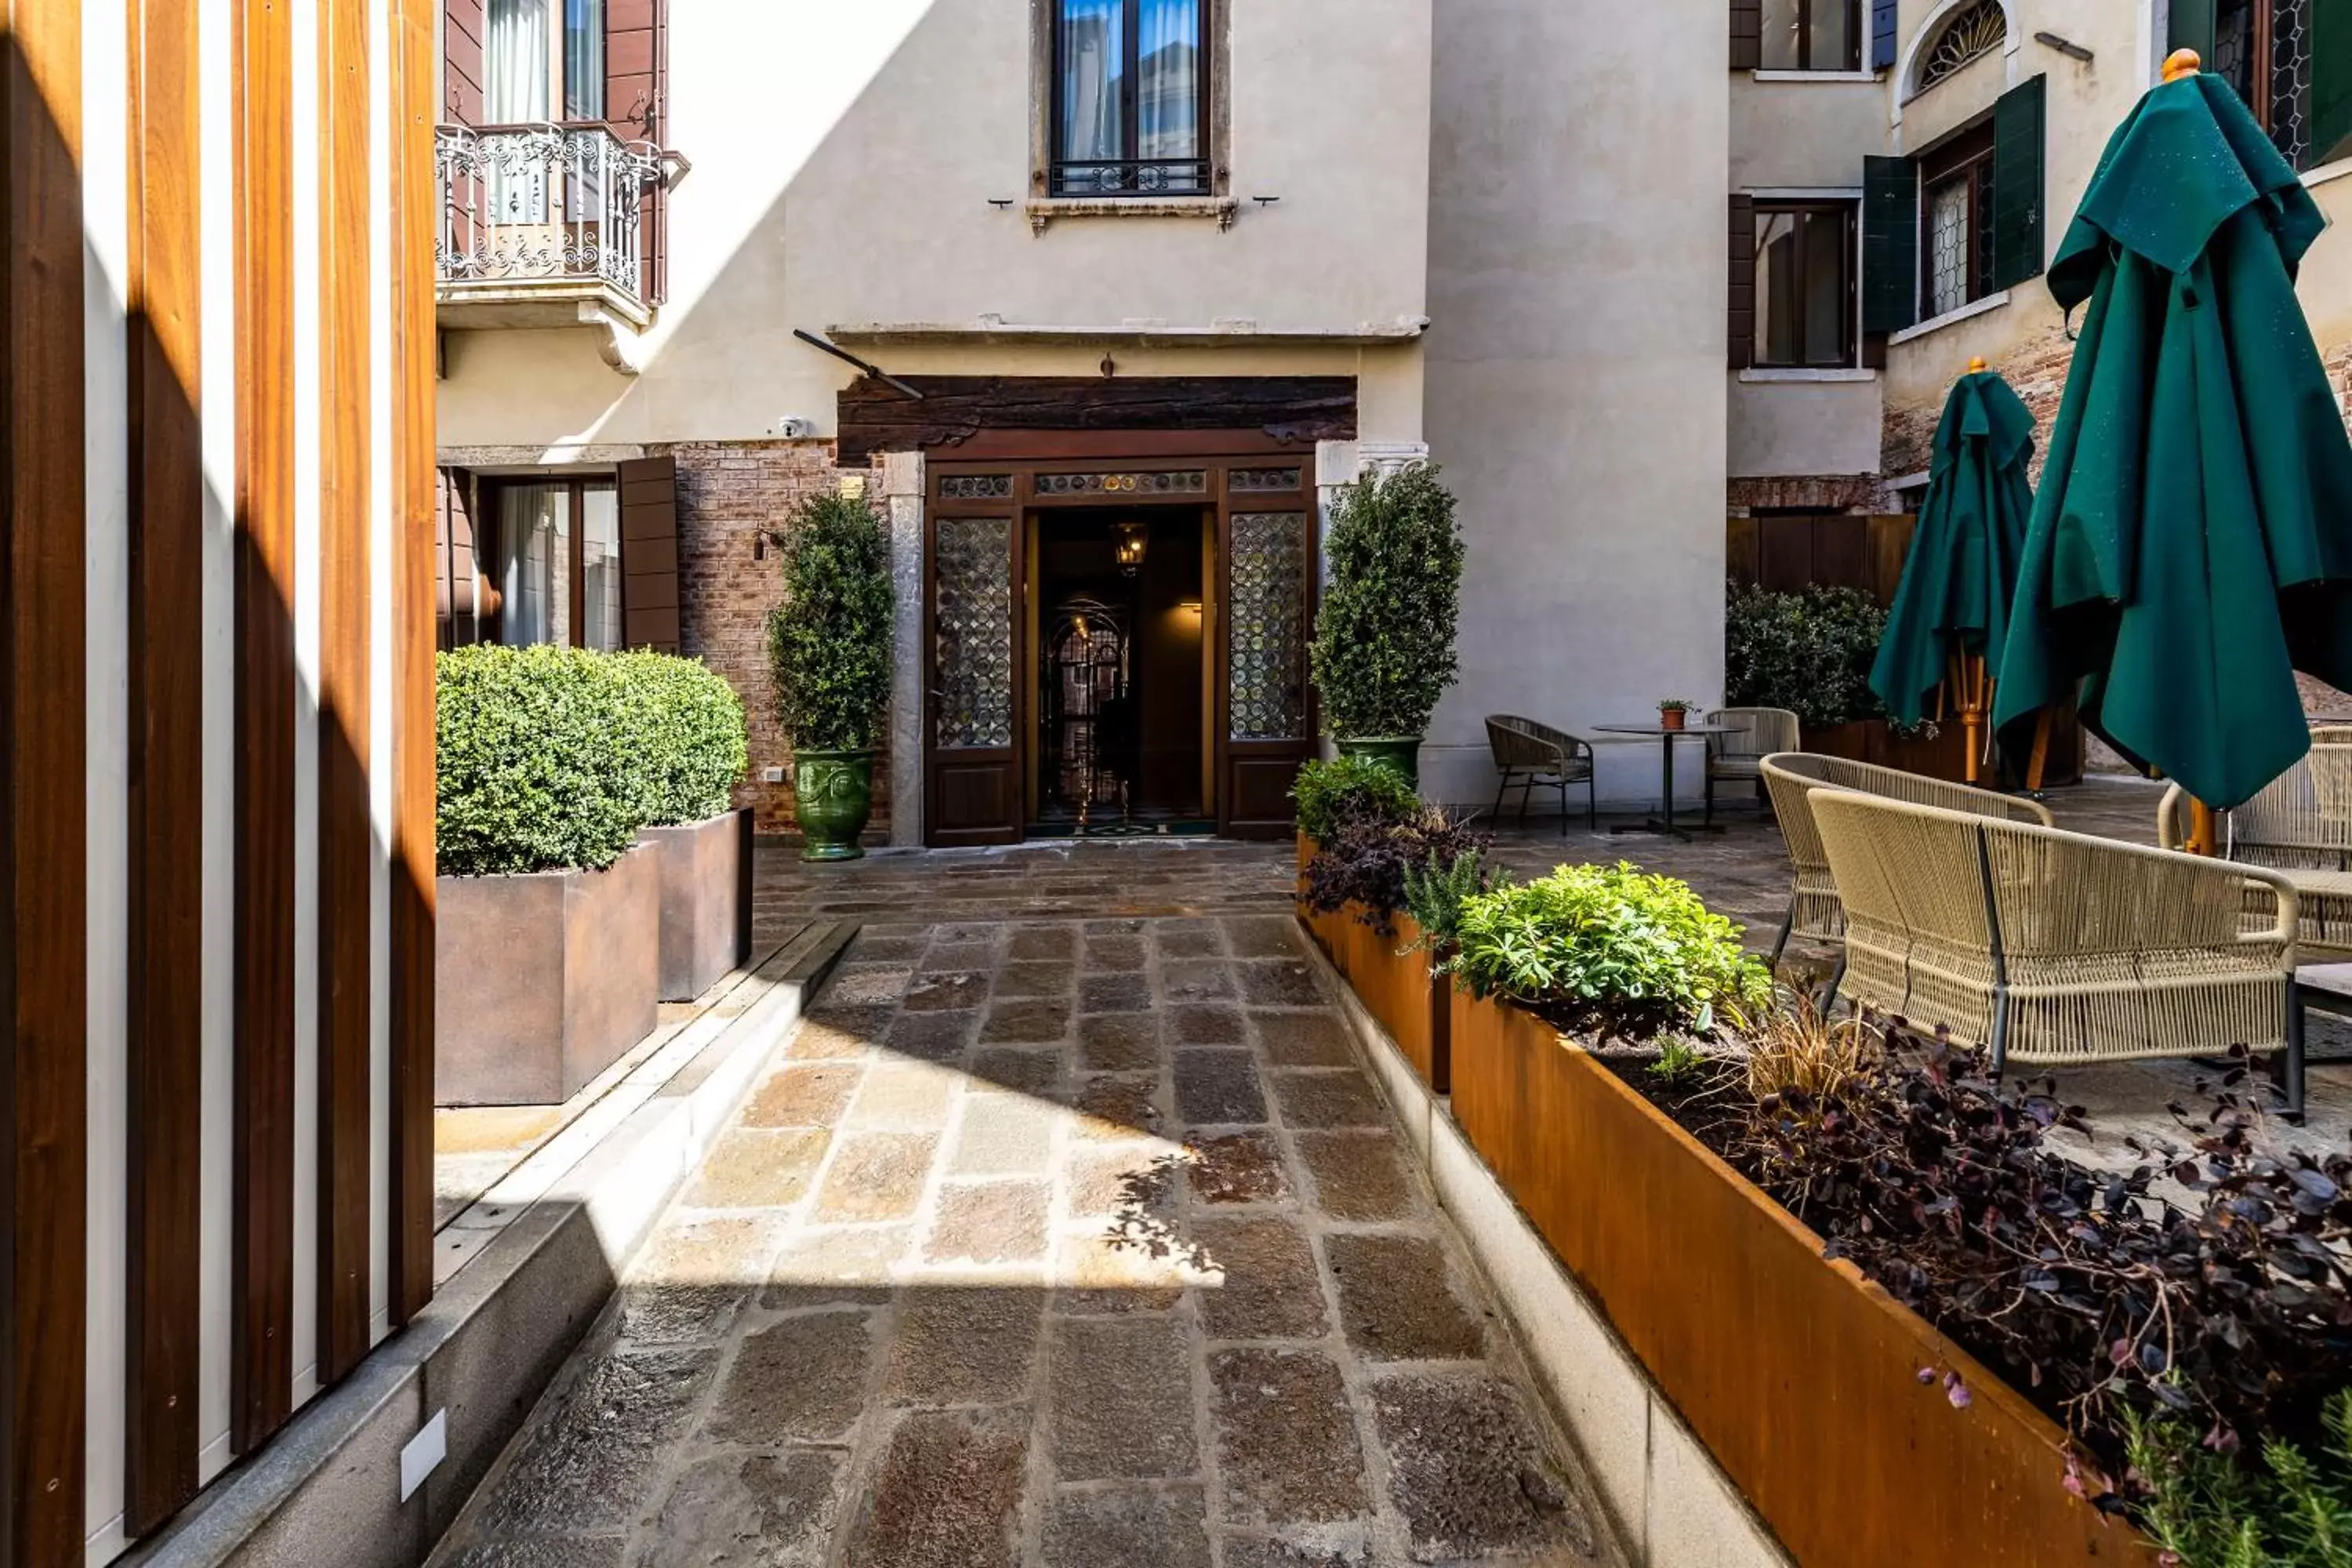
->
1025 196 1240 235
1750 69 1882 83
1888 289 2011 347
2307 156 2352 191
1739 367 1878 383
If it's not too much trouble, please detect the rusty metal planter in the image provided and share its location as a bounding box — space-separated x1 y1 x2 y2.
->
434 844 660 1108
639 808 753 1003
1294 833 1352 975
1338 913 1450 1094
1446 986 2136 1568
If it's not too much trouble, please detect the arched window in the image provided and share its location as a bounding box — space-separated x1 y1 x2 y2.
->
1915 1 2007 92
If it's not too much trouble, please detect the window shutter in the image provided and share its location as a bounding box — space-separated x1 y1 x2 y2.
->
619 455 681 653
2313 0 2352 169
443 0 485 123
1992 74 2048 290
1871 0 1899 70
1731 0 1762 70
2169 0 2219 60
1862 156 1920 334
1729 194 1757 370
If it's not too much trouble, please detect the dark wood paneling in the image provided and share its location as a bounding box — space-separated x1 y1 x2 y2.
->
839 376 1357 466
316 0 372 1388
124 0 204 1530
233 0 297 1453
619 455 679 653
1727 193 1755 371
1725 514 1761 586
2 0 91 1556
442 0 483 123
391 0 438 1330
1730 0 1763 69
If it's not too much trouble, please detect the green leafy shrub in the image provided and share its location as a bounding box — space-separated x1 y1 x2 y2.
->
1310 466 1465 739
2128 1390 2352 1566
1453 863 1770 1038
1724 580 1889 728
437 644 645 876
609 652 748 826
1402 842 1504 960
1292 754 1420 845
768 490 895 753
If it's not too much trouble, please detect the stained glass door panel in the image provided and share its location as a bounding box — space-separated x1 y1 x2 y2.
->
1218 509 1315 838
927 514 1025 847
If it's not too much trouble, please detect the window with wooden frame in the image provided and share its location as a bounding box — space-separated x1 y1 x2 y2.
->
1751 201 1857 368
484 474 626 652
2185 0 2352 172
1050 0 1210 195
1859 76 2043 338
1759 0 1862 71
1918 121 1995 321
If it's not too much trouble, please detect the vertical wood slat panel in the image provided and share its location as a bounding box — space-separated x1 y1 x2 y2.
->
232 0 297 1457
123 0 205 1532
316 0 372 1387
2 0 89 1557
389 0 437 1328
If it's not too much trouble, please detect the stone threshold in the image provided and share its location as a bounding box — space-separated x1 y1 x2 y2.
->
124 922 858 1568
1305 928 1797 1568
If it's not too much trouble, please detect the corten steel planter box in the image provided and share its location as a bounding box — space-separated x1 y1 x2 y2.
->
1338 913 1451 1094
1294 834 1354 975
1446 987 2137 1568
640 808 753 1003
435 844 660 1108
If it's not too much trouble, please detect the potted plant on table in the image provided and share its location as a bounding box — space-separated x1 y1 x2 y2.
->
1657 698 1695 733
767 488 895 862
1309 464 1465 789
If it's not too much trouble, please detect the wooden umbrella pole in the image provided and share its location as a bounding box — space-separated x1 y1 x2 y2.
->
2024 708 2053 792
2188 797 2220 857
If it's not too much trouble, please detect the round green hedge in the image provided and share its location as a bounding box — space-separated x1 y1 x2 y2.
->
436 644 750 877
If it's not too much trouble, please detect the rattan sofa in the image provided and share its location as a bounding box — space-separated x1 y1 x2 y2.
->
1812 790 2307 1112
1484 716 1597 834
2158 742 2352 960
1759 752 2053 971
1704 708 1799 821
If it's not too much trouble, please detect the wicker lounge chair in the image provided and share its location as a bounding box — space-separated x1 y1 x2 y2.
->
1813 790 2307 1112
1759 752 2054 974
2158 742 2352 960
1484 716 1597 835
1703 708 1799 822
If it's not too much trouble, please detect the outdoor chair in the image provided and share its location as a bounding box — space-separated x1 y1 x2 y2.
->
1812 790 2307 1113
1759 752 2054 977
1483 716 1597 835
1704 707 1799 822
2158 742 2352 960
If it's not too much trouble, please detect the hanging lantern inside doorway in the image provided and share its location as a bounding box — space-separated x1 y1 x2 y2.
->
1113 520 1149 576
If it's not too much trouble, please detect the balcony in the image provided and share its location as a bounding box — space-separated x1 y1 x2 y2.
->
435 122 665 343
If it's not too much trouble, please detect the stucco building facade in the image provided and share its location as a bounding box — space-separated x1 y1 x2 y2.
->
431 0 2351 841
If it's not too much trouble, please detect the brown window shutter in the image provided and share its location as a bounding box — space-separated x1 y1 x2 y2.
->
1730 0 1762 70
605 0 667 305
1728 194 1756 371
443 0 485 124
619 455 681 653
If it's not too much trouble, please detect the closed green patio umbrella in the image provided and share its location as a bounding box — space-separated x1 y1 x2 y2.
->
1992 51 2352 829
1870 357 2036 782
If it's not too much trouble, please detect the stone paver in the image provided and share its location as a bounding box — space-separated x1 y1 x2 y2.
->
436 846 1612 1567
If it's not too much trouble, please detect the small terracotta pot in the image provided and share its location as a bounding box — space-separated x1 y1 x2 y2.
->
1660 708 1688 732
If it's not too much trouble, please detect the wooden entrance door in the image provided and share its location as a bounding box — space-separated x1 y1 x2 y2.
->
924 497 1025 848
1217 485 1318 839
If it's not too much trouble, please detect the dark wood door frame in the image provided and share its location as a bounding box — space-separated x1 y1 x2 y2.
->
924 437 1318 846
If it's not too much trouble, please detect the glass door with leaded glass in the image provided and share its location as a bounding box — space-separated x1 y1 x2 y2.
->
1218 468 1316 838
925 491 1025 847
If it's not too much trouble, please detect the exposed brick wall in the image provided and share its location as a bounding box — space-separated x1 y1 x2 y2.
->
656 439 893 836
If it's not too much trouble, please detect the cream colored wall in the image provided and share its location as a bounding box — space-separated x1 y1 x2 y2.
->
1729 376 1886 475
1421 0 1731 810
1731 76 1888 187
436 0 1436 452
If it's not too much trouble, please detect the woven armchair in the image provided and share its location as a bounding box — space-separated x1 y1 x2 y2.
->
1484 716 1597 835
2158 742 2352 960
1813 790 2307 1111
1704 708 1800 821
1759 752 2053 970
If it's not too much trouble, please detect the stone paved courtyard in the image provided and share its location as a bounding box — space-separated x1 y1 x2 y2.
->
436 880 1610 1567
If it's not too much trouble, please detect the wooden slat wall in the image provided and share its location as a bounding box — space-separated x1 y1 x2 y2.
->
2 0 92 1561
0 0 437 1555
1726 513 1918 607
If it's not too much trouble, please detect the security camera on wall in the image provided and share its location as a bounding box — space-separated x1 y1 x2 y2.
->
775 416 816 438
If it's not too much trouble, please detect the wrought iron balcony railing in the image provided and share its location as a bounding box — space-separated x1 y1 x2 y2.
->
1047 158 1212 198
436 122 663 307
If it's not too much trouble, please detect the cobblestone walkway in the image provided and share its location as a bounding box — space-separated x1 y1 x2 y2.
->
436 866 1606 1567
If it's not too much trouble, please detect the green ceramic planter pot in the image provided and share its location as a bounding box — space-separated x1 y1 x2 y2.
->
793 750 874 862
1336 736 1423 790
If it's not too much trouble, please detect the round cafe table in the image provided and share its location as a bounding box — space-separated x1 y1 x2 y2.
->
1590 722 1737 842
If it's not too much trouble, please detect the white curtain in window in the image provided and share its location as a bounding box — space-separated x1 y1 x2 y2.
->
486 0 551 221
1060 0 1123 166
563 0 604 121
579 483 622 652
1137 0 1200 161
499 483 570 648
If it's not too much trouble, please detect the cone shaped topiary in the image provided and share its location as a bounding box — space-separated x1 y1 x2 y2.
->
767 488 895 859
1308 465 1465 785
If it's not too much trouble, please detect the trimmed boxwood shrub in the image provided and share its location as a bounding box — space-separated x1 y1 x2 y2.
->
1292 753 1420 844
437 644 644 876
1723 580 1889 728
768 490 895 753
1310 465 1465 739
610 651 748 826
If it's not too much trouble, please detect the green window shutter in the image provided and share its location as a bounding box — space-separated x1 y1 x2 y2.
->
1862 156 1919 334
2169 0 2218 60
1729 194 1756 370
1731 0 1762 70
2313 0 2352 169
1992 74 2048 290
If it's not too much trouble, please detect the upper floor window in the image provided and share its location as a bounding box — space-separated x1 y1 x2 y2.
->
1760 0 1861 71
1918 122 1995 318
1052 0 1208 196
2203 0 2350 172
1753 201 1857 367
484 0 604 125
1915 1 2006 92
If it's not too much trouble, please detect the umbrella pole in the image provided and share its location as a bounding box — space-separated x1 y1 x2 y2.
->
2024 709 2053 792
1950 652 1990 785
2187 798 2220 857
